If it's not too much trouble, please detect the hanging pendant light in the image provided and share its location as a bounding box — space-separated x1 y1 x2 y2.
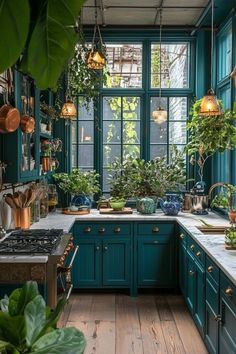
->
152 9 167 125
87 0 106 70
60 99 77 119
200 0 222 116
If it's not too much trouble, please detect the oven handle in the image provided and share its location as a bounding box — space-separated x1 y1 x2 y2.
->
66 284 73 300
69 245 79 268
57 245 79 274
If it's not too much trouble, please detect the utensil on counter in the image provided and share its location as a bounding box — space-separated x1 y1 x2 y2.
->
12 191 22 208
4 194 18 209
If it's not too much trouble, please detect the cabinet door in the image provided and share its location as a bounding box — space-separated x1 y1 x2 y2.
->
102 238 131 286
194 261 205 336
205 302 219 354
137 235 174 287
186 251 195 314
219 297 236 354
72 239 101 288
179 241 187 297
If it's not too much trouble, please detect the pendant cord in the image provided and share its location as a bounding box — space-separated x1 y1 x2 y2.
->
159 8 163 101
211 0 214 89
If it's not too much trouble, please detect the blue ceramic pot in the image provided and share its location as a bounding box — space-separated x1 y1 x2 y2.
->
137 197 155 214
160 194 181 216
137 196 157 213
71 195 92 210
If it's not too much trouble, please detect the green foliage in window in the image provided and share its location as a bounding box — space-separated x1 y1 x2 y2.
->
53 169 100 196
185 99 236 180
0 281 86 354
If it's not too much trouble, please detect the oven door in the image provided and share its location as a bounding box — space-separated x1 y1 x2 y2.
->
57 245 79 301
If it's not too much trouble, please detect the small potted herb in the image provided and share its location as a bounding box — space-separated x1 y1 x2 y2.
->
225 224 236 249
210 183 236 223
109 197 126 211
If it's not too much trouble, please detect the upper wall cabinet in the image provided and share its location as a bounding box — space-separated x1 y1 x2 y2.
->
217 21 232 84
1 71 40 183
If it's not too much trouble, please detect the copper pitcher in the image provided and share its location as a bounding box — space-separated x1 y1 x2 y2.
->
41 157 51 172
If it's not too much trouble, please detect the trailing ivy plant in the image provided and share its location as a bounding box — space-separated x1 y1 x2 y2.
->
67 25 108 109
185 99 236 181
0 281 86 354
0 0 85 90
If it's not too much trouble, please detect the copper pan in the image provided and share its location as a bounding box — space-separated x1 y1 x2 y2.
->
0 104 20 133
20 114 35 133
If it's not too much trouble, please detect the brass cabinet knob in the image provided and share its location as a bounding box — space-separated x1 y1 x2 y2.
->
99 227 106 233
225 287 233 297
114 227 121 233
189 270 195 276
190 244 195 250
214 315 222 323
104 246 108 251
84 227 91 233
196 251 201 257
153 240 159 244
179 233 185 239
96 246 100 251
152 227 159 233
207 265 214 273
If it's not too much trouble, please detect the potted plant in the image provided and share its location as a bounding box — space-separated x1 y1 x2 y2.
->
53 169 100 211
0 281 86 354
210 183 236 223
185 99 236 188
225 224 236 249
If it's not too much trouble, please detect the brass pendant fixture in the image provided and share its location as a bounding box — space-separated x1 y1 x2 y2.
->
200 0 222 116
152 8 167 125
60 100 77 119
86 0 106 70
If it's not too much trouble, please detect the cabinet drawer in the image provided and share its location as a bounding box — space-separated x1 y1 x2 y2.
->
137 223 174 236
74 222 131 237
206 256 219 285
221 273 236 307
187 237 205 267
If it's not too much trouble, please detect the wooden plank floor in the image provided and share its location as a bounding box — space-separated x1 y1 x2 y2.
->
64 293 208 354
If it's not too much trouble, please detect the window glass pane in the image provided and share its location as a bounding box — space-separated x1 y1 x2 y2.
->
78 145 94 168
103 97 122 120
151 43 189 88
150 145 167 159
79 122 94 143
72 145 77 168
123 121 140 143
104 44 142 88
71 121 77 143
103 121 121 143
103 168 113 192
78 97 94 120
103 144 121 166
123 97 140 120
123 145 140 160
150 121 167 144
150 97 168 114
169 122 186 144
217 25 232 82
169 97 187 120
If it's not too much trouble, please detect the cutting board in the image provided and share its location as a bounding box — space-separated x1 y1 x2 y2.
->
62 209 90 215
99 207 133 214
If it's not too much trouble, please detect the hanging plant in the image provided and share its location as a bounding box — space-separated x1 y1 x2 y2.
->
67 25 109 109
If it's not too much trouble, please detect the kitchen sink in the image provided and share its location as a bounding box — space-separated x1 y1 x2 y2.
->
196 226 228 234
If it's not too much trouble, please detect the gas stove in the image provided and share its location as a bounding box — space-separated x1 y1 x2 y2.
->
0 229 64 255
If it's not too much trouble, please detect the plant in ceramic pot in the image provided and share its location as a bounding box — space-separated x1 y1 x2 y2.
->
210 183 236 223
53 169 100 211
225 224 236 249
185 99 236 188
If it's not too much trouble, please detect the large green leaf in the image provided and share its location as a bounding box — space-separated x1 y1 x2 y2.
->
24 295 46 346
0 312 25 347
17 281 39 316
24 0 85 90
0 340 19 353
0 0 30 73
31 327 86 354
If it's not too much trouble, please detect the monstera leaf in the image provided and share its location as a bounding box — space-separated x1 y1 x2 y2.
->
0 0 30 73
23 0 85 90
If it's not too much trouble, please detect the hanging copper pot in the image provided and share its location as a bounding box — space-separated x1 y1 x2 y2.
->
20 114 35 133
0 104 20 133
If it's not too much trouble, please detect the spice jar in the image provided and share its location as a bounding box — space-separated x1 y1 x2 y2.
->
40 185 49 218
48 184 58 212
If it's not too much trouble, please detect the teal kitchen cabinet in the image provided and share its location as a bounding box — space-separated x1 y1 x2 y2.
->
1 71 40 183
72 222 132 290
178 229 187 297
219 273 236 354
136 222 176 288
185 235 205 337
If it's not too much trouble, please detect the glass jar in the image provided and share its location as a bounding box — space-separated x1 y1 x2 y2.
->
40 185 49 218
48 184 58 212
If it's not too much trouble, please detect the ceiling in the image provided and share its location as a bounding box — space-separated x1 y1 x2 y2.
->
81 0 211 27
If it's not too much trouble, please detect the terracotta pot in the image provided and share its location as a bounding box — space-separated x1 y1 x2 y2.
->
228 211 236 223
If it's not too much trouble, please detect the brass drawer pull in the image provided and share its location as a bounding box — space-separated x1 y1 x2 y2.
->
153 240 159 244
190 244 195 250
84 227 91 233
189 270 195 276
96 246 100 251
99 227 106 233
152 227 159 233
114 227 121 233
214 315 222 323
207 265 214 273
196 251 201 257
179 233 185 239
104 246 108 251
225 287 233 297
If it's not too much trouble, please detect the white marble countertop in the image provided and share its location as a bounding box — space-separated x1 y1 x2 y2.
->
4 209 236 285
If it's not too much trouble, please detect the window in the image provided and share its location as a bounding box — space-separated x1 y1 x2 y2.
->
71 97 94 170
104 44 142 88
102 96 141 193
151 43 189 88
217 24 232 83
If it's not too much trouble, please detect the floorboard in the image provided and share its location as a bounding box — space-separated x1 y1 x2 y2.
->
64 293 208 354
